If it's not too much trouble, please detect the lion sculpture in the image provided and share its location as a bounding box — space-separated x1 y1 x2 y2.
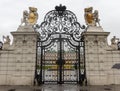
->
21 7 38 26
84 7 100 26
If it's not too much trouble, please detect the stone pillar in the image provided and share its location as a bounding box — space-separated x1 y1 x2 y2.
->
10 25 39 85
82 26 110 85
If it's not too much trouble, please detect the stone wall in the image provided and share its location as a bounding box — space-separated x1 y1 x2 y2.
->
0 25 39 85
0 50 14 85
105 50 120 85
0 25 120 85
83 26 120 85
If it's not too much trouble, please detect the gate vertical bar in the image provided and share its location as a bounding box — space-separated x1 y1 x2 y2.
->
39 42 43 85
59 34 62 84
34 38 38 85
78 42 82 85
43 47 45 83
83 36 87 85
76 48 79 83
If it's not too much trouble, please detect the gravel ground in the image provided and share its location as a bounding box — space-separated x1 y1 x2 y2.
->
0 84 120 91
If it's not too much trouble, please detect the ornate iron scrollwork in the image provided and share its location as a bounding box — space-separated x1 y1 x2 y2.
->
37 4 85 42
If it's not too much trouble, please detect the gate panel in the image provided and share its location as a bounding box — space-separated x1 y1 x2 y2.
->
43 42 58 83
62 41 78 83
35 5 86 85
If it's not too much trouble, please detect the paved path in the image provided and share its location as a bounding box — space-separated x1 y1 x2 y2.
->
0 85 120 91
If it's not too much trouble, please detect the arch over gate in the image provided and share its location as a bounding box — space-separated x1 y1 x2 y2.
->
35 5 86 85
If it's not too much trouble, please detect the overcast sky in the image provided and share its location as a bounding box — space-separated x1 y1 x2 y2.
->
0 0 120 44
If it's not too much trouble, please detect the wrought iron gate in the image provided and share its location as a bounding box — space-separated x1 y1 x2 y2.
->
35 5 86 85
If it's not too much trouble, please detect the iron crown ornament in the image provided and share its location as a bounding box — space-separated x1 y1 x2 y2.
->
55 4 66 16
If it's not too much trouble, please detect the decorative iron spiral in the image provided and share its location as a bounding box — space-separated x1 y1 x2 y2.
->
37 5 85 42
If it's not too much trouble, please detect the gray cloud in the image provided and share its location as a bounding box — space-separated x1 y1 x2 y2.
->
0 0 120 44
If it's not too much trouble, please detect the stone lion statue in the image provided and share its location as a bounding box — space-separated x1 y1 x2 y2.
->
111 36 119 45
110 36 120 50
3 35 10 44
84 7 100 26
21 10 29 26
94 10 100 26
21 7 38 26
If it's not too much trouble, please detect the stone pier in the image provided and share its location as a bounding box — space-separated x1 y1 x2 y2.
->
0 25 39 85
